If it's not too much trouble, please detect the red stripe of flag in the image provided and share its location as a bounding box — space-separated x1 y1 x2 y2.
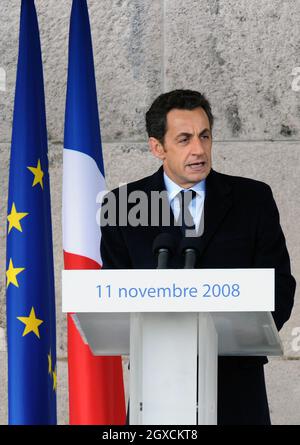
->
68 316 125 424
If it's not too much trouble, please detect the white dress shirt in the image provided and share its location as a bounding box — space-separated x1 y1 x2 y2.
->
163 172 206 234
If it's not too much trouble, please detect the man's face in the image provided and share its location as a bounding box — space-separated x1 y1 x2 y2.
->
151 107 212 188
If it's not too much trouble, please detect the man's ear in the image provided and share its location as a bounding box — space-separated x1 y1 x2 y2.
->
148 137 166 161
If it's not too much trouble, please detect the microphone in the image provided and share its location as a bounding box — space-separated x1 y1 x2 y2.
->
179 237 202 269
152 233 177 269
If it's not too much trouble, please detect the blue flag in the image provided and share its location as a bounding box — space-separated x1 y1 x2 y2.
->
6 0 57 424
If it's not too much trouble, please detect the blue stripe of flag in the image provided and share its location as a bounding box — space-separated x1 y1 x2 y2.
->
64 0 105 175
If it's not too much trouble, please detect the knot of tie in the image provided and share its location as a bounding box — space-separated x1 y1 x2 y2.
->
179 189 196 205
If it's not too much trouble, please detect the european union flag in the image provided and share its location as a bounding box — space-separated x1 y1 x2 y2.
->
6 0 57 424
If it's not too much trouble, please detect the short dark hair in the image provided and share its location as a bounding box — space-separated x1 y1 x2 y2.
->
145 89 214 143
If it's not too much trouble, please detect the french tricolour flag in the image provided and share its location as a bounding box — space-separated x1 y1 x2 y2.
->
63 0 126 424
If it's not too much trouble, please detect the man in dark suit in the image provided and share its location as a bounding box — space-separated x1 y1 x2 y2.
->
100 89 296 425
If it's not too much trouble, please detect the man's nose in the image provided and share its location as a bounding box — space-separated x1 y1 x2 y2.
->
191 137 205 155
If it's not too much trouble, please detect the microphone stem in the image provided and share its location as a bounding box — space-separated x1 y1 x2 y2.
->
184 249 197 269
157 249 169 269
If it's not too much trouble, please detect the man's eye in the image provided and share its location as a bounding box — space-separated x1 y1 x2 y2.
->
179 138 188 143
201 134 209 139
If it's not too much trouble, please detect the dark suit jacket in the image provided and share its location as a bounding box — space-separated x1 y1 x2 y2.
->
100 166 296 424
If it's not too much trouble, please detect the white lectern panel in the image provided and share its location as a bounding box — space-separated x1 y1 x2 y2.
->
130 313 198 425
212 312 283 356
73 313 130 355
198 314 218 425
74 311 282 356
63 269 274 313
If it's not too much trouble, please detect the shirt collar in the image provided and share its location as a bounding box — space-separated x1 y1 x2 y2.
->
163 171 206 202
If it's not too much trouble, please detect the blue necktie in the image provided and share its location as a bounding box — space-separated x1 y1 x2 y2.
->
178 190 196 236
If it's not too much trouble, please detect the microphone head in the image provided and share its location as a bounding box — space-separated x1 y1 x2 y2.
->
152 233 177 256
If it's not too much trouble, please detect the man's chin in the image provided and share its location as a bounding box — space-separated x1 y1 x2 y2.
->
186 166 211 183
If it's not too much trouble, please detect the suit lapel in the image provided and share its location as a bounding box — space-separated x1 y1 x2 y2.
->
196 169 233 259
143 166 182 243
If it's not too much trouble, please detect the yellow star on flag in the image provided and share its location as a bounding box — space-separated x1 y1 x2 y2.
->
27 159 44 189
17 307 43 339
7 202 29 234
48 351 52 375
52 366 57 392
6 258 25 288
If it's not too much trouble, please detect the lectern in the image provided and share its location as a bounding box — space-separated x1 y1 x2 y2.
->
62 268 282 425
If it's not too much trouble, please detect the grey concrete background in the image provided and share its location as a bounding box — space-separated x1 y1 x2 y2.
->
0 0 299 424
